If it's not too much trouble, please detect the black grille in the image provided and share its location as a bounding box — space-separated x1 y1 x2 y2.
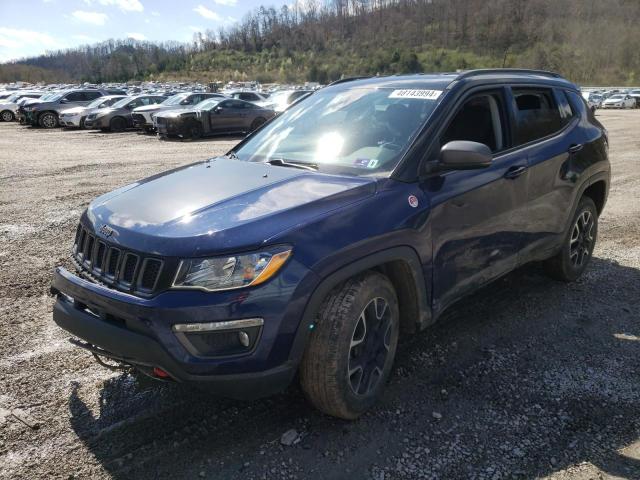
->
132 113 146 125
72 224 164 295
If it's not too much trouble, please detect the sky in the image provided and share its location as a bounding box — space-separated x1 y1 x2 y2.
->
0 0 289 62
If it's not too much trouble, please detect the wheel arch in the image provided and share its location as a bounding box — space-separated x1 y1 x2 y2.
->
582 179 607 215
288 246 431 365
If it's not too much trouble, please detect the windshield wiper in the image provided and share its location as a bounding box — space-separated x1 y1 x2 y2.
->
266 158 318 171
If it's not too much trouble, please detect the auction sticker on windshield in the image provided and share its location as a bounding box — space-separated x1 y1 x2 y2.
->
389 89 443 100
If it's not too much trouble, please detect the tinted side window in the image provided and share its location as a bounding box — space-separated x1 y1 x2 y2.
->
512 88 562 145
65 92 85 102
84 91 102 101
440 92 506 153
555 90 574 125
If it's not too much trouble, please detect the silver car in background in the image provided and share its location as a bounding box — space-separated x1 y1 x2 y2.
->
132 92 224 132
0 91 43 121
59 95 127 128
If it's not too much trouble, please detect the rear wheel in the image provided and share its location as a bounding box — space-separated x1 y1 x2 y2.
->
544 196 598 282
110 116 126 132
1 110 14 122
39 112 58 128
250 117 266 132
300 272 400 419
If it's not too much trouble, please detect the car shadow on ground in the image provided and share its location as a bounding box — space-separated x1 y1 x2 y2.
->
68 257 640 479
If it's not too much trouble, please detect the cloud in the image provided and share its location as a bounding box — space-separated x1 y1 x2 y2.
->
72 10 109 25
83 0 144 12
214 0 237 6
127 32 146 41
0 28 65 62
72 34 96 42
193 4 221 21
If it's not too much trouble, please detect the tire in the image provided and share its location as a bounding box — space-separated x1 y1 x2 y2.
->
250 117 266 132
299 272 400 419
39 112 58 128
182 121 203 140
544 196 598 282
79 117 86 129
110 116 126 132
1 110 14 122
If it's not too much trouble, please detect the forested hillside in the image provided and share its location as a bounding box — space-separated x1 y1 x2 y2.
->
2 0 639 85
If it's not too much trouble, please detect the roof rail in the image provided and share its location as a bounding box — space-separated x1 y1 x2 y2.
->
456 68 563 80
328 76 371 86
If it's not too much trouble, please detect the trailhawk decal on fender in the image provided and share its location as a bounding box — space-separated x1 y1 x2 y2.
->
389 89 443 100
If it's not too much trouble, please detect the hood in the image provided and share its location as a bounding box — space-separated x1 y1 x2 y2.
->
21 98 41 107
133 104 163 113
155 108 197 119
60 106 85 114
85 158 376 257
604 98 623 103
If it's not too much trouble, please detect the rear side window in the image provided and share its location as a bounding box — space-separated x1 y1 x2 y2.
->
511 88 562 145
555 90 574 125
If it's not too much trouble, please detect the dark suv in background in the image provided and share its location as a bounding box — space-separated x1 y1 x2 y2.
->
51 70 609 419
25 89 122 128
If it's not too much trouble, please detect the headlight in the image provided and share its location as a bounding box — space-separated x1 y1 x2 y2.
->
172 246 292 291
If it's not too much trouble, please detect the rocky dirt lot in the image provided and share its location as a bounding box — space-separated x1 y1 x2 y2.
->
0 112 639 480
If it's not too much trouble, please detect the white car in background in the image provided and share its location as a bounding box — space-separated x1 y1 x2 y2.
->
0 91 43 121
582 92 602 112
601 94 636 109
58 95 126 128
629 89 640 108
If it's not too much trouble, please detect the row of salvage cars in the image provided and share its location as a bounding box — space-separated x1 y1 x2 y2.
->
0 87 312 140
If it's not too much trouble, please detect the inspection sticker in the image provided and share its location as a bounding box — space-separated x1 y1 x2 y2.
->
389 89 443 100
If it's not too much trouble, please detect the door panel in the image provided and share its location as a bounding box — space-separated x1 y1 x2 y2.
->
427 151 529 314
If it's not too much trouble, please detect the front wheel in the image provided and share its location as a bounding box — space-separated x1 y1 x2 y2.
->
1 110 14 122
544 196 598 282
299 272 400 419
39 112 58 128
109 116 126 132
250 117 266 132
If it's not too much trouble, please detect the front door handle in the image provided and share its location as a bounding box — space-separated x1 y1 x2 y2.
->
504 165 528 179
568 143 584 154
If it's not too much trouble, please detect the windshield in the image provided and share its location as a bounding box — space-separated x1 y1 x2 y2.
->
194 98 221 110
163 93 190 106
234 87 442 176
112 97 135 108
5 93 20 102
87 97 109 108
48 92 65 102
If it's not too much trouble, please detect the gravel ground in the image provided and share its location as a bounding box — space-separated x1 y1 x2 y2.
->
0 112 639 480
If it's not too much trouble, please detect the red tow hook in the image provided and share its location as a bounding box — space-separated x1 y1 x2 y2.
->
153 367 170 379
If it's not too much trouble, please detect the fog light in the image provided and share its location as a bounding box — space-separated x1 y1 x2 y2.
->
172 318 263 358
238 331 250 347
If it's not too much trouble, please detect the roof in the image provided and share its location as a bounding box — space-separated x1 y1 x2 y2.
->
327 69 576 91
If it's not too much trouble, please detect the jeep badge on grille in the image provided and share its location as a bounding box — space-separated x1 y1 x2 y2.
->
99 224 115 238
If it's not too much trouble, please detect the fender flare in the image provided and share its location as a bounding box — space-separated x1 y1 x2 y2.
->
287 246 431 365
562 170 609 240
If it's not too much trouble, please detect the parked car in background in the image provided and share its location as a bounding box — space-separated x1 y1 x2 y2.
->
50 69 610 419
257 89 313 112
581 92 602 112
155 97 276 139
0 91 43 121
227 90 270 103
84 94 166 132
629 89 640 108
601 93 636 109
132 92 224 132
16 93 59 124
25 89 111 128
59 95 127 128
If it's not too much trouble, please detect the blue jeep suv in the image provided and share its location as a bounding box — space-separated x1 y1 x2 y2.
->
51 69 610 419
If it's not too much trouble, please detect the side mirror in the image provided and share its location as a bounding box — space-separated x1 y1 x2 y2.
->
60 99 68 104
439 141 492 170
214 106 223 114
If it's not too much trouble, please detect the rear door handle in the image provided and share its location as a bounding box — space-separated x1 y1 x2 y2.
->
504 165 528 179
568 143 584 154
